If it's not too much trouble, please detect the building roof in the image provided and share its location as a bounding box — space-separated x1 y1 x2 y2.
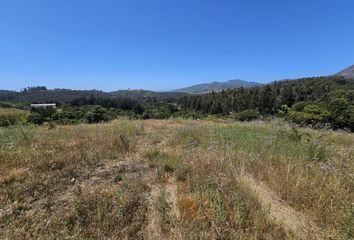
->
30 103 57 107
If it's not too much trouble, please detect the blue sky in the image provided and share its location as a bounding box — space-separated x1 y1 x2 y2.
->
0 0 353 91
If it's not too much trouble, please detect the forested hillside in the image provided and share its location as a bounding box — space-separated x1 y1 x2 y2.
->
0 87 186 105
179 76 354 130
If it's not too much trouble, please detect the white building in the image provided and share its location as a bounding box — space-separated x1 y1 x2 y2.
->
30 103 57 109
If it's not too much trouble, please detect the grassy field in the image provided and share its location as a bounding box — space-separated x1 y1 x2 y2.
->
0 119 353 239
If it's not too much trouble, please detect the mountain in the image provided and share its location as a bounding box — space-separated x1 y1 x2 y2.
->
175 79 262 94
336 64 354 81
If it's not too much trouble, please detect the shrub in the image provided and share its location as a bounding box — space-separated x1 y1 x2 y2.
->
27 112 45 125
328 91 354 131
52 106 118 124
174 110 205 120
288 126 303 142
330 105 354 131
0 101 14 108
304 104 330 123
292 101 309 111
232 109 260 121
278 104 290 117
27 107 57 125
0 108 28 127
287 104 330 126
84 106 112 123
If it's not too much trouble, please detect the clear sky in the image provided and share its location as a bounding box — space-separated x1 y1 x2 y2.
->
0 0 353 91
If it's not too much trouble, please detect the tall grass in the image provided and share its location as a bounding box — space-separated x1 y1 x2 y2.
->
0 120 145 239
170 121 354 239
0 119 352 239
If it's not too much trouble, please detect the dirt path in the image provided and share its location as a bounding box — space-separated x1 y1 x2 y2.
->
165 177 180 220
145 170 163 240
239 173 323 240
145 174 181 240
164 176 182 238
151 121 325 239
143 122 181 239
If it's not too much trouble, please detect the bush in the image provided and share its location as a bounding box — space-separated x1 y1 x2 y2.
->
174 110 205 120
0 101 14 108
232 110 260 121
292 101 309 111
303 104 330 120
330 105 354 131
27 113 45 125
51 106 118 124
278 104 290 117
27 107 57 125
328 91 354 131
287 104 330 126
142 103 177 119
84 106 112 123
0 108 28 127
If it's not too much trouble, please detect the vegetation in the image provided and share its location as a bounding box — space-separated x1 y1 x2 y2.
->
0 87 186 104
0 108 29 127
179 76 354 131
0 119 352 239
70 96 144 114
231 109 261 121
1 76 354 132
0 87 184 124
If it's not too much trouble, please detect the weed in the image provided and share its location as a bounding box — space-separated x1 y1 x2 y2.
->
288 125 303 142
144 149 165 168
157 189 168 214
234 194 249 228
114 174 124 183
114 187 124 219
72 198 84 227
306 133 327 162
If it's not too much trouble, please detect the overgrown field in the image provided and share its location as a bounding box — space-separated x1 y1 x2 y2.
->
0 119 353 239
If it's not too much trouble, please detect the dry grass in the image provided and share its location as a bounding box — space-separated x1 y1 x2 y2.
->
0 119 353 239
169 120 353 239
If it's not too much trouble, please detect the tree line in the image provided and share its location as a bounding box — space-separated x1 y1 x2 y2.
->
178 76 354 131
0 87 186 105
2 77 354 131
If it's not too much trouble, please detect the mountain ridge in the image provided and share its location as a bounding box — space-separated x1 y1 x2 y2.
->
336 64 354 81
175 79 262 94
0 88 188 104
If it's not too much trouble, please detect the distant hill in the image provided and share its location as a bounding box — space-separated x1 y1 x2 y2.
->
175 79 262 94
336 64 354 81
0 88 187 104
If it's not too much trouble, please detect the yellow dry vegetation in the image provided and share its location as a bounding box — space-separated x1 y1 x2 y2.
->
0 119 353 239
